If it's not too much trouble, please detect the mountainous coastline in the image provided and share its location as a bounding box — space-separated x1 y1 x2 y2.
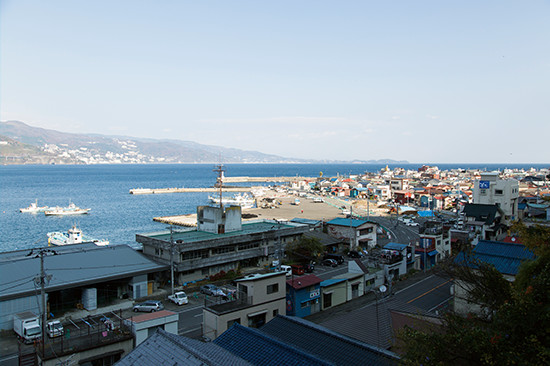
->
0 121 409 165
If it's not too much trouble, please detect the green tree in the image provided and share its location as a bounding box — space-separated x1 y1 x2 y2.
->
285 236 324 264
399 223 550 365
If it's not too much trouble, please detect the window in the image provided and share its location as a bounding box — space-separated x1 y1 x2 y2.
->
239 284 248 295
273 309 279 317
201 268 209 275
267 283 279 294
495 189 503 195
154 248 164 256
366 278 374 287
237 242 260 251
212 245 235 255
359 227 373 235
248 313 266 328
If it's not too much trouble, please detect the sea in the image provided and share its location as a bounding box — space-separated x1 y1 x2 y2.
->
1 163 548 253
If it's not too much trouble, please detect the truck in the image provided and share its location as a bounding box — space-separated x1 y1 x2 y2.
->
46 320 64 338
168 291 189 305
13 312 41 344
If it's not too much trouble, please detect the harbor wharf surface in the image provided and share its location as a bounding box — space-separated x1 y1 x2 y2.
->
129 187 251 194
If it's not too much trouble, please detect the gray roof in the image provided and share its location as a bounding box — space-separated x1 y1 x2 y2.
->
116 328 252 366
0 244 167 300
260 316 399 366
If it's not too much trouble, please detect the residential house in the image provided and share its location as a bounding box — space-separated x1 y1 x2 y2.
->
124 310 179 347
462 203 505 243
325 218 378 250
286 274 323 317
202 272 287 340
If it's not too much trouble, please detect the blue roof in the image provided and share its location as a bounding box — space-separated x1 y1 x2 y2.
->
214 323 330 366
455 240 535 275
427 250 438 257
327 218 368 228
384 243 408 251
417 210 434 217
320 278 347 287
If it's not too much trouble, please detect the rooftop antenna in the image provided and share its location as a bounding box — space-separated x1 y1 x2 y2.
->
213 163 225 209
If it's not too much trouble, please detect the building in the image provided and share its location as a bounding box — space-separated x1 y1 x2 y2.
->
453 240 535 315
0 244 166 330
473 172 519 222
462 203 505 243
286 274 323 317
418 221 452 262
137 205 309 285
124 310 179 347
325 218 378 250
202 272 287 340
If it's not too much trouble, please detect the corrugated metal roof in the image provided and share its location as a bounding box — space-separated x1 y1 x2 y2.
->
0 244 166 300
320 278 347 287
455 240 535 275
384 243 408 251
327 218 369 228
287 274 323 290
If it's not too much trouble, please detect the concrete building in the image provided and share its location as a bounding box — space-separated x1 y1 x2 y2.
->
325 218 378 250
137 206 310 285
473 172 519 222
202 272 287 340
418 221 452 262
124 310 179 347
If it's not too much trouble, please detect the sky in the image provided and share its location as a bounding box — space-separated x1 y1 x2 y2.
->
1 1 549 163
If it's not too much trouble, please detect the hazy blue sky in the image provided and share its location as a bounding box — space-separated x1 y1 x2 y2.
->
1 1 549 163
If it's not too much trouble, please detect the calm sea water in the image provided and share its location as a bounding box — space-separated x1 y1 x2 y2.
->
1 163 547 252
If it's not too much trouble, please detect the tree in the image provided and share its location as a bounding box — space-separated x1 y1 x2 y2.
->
285 236 324 263
398 223 550 365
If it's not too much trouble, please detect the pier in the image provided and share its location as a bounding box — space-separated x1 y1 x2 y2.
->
129 176 316 194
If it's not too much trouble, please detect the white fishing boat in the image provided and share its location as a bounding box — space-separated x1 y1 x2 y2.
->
48 225 109 246
208 193 255 209
20 200 49 213
44 202 90 216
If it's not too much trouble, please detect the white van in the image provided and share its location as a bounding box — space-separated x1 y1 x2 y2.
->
280 265 292 276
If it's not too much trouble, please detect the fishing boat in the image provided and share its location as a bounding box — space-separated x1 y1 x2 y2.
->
48 225 109 246
44 202 91 216
20 200 49 213
208 193 256 209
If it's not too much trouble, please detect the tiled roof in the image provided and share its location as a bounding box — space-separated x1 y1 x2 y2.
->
304 231 341 246
455 240 535 275
117 328 252 366
287 274 323 289
463 203 499 224
260 316 399 366
213 323 331 366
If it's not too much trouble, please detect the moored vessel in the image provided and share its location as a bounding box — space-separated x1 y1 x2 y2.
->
20 200 49 213
47 225 109 246
44 202 90 216
208 193 256 209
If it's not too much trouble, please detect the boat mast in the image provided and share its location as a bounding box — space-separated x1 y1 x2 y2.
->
213 163 225 209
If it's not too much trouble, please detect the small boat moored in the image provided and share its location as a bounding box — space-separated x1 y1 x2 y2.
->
48 225 109 246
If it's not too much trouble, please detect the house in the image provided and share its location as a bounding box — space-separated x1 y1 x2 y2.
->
202 272 287 340
320 278 348 310
453 240 536 315
303 230 342 255
117 315 400 365
462 203 505 243
381 243 409 281
325 218 378 250
286 274 323 317
124 310 179 347
137 205 309 285
418 221 452 263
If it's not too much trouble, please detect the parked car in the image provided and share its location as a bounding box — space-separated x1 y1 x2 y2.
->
168 291 189 305
290 264 305 275
323 254 345 264
200 284 226 297
321 258 338 267
303 263 315 273
133 300 164 313
348 250 363 258
280 265 292 276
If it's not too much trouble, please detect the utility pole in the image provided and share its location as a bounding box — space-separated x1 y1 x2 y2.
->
349 206 354 250
169 225 175 297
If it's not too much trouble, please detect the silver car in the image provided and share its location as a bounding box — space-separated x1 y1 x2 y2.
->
133 300 164 313
200 284 226 297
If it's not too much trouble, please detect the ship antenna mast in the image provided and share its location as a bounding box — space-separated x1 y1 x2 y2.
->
213 163 225 209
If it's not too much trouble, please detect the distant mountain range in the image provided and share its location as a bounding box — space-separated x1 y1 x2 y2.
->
0 120 409 165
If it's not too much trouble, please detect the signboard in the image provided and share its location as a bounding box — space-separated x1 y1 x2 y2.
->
310 289 320 298
479 181 490 189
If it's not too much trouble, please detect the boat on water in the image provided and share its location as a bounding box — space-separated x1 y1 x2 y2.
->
208 193 256 209
44 202 91 216
20 200 49 213
48 225 109 246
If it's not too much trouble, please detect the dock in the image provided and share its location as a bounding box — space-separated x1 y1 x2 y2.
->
129 176 316 194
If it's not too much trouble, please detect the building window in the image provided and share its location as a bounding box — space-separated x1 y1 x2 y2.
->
212 245 235 255
495 189 503 195
480 189 486 195
227 318 240 328
273 309 279 317
239 284 248 295
201 268 209 275
267 283 279 295
366 278 374 287
237 242 260 251
359 227 373 235
248 313 266 328
155 248 164 256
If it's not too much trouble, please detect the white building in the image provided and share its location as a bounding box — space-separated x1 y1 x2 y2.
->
473 172 519 222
